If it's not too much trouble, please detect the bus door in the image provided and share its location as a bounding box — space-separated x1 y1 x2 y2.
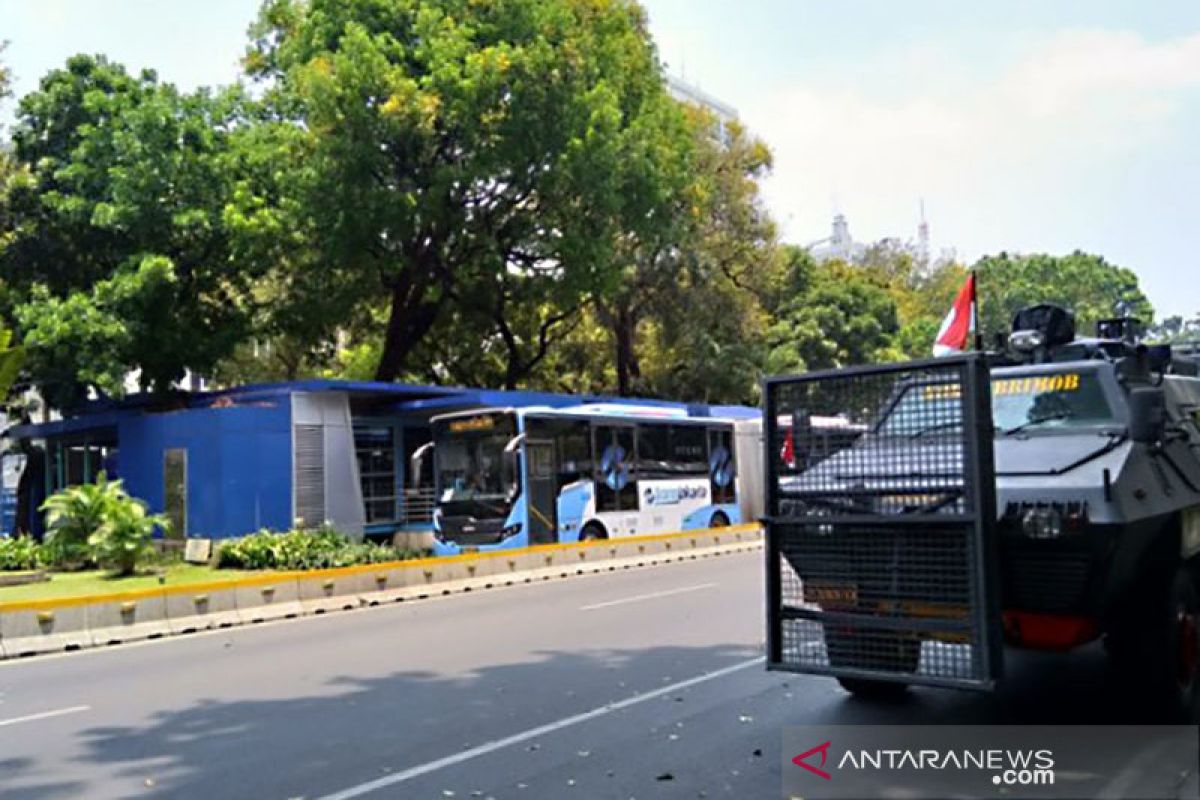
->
524 439 558 544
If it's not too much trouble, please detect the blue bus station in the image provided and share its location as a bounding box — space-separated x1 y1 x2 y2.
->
2 380 757 545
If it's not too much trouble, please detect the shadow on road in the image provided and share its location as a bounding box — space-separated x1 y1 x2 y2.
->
0 637 1168 799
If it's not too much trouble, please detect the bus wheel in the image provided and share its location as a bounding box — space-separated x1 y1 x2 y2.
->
709 511 730 528
580 523 607 541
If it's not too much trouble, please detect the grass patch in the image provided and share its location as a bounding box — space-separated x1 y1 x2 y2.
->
0 564 267 603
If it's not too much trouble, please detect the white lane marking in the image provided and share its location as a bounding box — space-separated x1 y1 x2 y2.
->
578 582 718 611
316 656 762 800
0 704 90 728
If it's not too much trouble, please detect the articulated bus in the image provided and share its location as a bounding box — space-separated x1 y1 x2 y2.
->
417 404 760 555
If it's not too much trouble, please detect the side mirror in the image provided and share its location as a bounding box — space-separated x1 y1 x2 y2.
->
1128 387 1166 444
409 442 434 488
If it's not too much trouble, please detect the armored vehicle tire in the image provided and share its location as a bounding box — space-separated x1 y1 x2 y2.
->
1107 559 1200 721
836 677 910 699
825 627 921 689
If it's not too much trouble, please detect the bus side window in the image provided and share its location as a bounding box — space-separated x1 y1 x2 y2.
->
556 420 591 491
637 424 670 479
595 426 637 512
668 425 708 477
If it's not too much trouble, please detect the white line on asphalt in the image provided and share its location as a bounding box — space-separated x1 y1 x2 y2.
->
578 582 718 611
316 656 763 800
0 704 90 728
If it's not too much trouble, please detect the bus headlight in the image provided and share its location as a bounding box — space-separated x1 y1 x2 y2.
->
501 522 523 539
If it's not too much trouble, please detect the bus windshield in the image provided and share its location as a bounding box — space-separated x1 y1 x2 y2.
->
876 370 1115 437
433 413 518 517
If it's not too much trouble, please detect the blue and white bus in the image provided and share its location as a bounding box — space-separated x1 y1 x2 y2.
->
418 404 757 555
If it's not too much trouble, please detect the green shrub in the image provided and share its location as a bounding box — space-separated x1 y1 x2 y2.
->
88 499 166 577
0 535 47 571
217 527 425 571
40 473 165 574
40 474 123 568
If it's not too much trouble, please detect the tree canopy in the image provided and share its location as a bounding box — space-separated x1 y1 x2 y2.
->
0 3 1170 413
237 0 686 384
2 55 254 407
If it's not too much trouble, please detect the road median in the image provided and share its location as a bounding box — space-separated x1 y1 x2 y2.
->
0 524 761 659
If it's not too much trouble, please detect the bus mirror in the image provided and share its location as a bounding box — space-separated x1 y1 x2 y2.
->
409 442 434 488
504 441 523 501
1128 387 1165 444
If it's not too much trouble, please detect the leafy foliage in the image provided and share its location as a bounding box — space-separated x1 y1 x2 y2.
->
973 251 1152 338
238 0 681 384
217 527 426 571
2 55 255 407
0 8 1168 410
40 475 118 568
765 257 901 374
0 535 47 571
87 496 165 576
1147 314 1200 344
40 472 164 574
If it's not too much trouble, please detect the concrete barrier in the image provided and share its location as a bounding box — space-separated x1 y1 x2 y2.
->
165 585 241 633
298 571 363 614
234 578 304 623
355 562 422 603
0 603 92 656
87 591 171 646
0 524 763 659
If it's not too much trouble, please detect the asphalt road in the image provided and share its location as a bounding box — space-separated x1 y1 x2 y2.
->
0 549 1194 800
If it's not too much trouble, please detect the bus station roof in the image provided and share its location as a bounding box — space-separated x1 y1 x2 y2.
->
5 379 758 441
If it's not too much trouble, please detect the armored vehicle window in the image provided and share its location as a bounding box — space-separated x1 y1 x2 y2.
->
875 371 1114 438
992 372 1113 433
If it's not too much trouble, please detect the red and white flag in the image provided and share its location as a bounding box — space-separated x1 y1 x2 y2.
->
780 429 796 468
933 272 976 356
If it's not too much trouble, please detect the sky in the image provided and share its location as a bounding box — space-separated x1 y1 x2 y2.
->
1 0 1198 318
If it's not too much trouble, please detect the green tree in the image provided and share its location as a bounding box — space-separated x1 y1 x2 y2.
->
765 258 901 374
632 113 777 404
241 0 676 383
3 56 256 408
972 251 1152 340
1147 314 1200 344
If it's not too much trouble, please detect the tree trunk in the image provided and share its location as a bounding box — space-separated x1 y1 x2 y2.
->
614 305 641 396
374 277 444 382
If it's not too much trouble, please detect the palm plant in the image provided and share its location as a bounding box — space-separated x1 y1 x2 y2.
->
88 499 166 576
40 472 123 568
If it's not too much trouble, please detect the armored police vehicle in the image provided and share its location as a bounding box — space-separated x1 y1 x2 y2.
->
764 304 1200 719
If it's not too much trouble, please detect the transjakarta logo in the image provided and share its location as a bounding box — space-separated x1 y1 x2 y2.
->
792 741 1055 788
642 484 707 506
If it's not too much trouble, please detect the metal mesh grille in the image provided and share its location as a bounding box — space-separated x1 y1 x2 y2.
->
765 356 1001 689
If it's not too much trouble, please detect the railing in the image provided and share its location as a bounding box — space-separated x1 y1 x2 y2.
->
400 487 436 526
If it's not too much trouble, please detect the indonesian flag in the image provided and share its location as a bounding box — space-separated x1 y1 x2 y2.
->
780 429 796 468
933 272 976 356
